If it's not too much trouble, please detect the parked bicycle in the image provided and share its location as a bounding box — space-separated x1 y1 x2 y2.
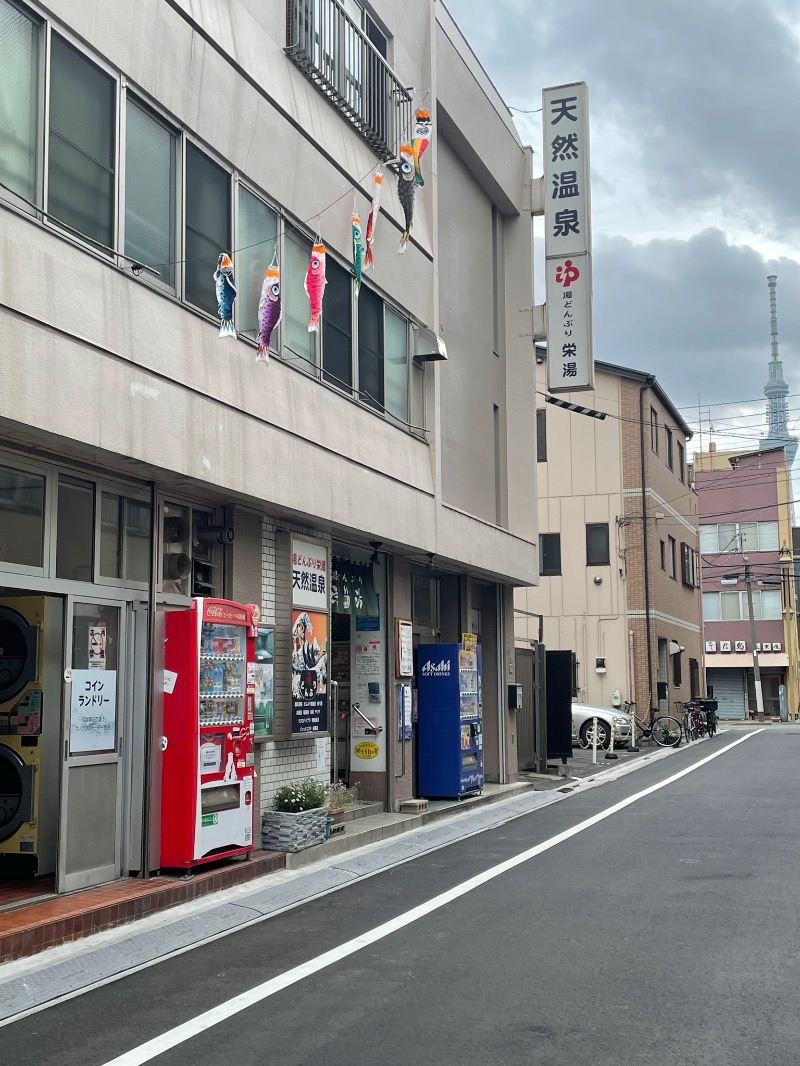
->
624 702 682 747
679 699 718 740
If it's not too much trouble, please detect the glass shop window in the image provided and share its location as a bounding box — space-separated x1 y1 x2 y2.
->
0 464 45 568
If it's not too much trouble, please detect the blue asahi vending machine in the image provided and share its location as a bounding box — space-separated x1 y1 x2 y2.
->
417 644 483 798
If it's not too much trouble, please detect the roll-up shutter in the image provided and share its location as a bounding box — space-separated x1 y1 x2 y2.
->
707 668 746 720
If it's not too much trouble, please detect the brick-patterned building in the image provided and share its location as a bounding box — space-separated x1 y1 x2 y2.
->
517 355 704 724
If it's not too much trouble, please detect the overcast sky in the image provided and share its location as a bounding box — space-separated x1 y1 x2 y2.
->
448 0 800 454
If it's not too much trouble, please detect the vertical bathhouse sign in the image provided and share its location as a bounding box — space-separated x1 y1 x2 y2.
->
542 82 594 392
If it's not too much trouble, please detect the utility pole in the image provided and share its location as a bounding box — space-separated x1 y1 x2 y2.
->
744 556 766 723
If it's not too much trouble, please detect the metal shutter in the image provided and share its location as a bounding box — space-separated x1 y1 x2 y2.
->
707 668 746 720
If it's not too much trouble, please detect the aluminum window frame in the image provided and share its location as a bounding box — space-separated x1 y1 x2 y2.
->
234 176 280 349
120 87 182 295
45 27 120 256
182 135 233 320
586 522 610 566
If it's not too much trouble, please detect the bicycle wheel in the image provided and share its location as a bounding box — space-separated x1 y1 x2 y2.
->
651 715 682 747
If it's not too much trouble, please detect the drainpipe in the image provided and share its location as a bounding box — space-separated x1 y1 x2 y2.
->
639 378 656 712
142 480 158 878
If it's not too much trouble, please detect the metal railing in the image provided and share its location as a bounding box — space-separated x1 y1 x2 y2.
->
285 0 412 160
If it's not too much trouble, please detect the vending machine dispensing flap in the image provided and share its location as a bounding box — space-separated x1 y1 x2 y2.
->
0 606 38 703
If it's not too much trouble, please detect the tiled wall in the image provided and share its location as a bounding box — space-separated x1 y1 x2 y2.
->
258 515 331 812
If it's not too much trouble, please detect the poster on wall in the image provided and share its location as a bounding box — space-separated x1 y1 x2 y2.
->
88 626 106 670
395 618 413 678
69 670 117 754
291 609 328 733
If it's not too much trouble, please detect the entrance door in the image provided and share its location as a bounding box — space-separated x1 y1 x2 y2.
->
58 599 126 892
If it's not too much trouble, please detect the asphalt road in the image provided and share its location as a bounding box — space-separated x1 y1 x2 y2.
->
5 726 800 1066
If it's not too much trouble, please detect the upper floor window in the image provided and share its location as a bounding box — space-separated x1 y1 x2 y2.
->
650 407 659 453
324 257 354 389
681 542 699 587
586 523 609 565
703 589 781 621
665 426 673 470
536 409 547 462
540 533 561 576
185 143 230 316
285 0 410 159
0 0 40 206
49 34 116 249
677 442 685 483
700 521 778 554
667 535 676 579
125 99 177 288
237 185 278 345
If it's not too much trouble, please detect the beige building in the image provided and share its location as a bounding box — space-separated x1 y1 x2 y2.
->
517 356 704 726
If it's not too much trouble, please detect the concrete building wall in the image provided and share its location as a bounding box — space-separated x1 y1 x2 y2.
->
0 0 539 874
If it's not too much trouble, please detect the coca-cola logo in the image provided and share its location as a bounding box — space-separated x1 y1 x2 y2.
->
205 604 247 623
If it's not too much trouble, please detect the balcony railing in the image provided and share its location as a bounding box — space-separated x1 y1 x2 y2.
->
286 0 412 160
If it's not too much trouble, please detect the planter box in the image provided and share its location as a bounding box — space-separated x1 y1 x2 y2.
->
261 807 328 852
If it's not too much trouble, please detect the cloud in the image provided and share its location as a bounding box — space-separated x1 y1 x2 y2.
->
448 0 800 240
591 228 800 411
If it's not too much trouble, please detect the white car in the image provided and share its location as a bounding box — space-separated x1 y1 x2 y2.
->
571 704 632 749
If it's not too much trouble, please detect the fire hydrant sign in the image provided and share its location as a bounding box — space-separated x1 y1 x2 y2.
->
69 670 117 754
542 81 594 392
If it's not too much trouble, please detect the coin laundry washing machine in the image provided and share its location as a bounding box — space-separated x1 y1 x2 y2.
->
0 596 63 878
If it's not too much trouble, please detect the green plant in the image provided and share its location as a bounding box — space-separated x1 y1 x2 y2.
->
273 777 327 813
326 781 361 811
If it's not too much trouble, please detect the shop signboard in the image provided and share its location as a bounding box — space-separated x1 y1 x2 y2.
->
291 537 328 611
69 669 117 754
542 81 594 392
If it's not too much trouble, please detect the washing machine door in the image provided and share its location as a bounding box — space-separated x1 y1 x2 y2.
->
0 606 39 704
0 744 34 842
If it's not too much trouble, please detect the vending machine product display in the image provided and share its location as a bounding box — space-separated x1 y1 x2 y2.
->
161 599 258 868
417 643 484 799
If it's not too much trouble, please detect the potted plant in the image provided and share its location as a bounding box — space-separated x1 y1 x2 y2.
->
261 778 328 852
327 781 361 825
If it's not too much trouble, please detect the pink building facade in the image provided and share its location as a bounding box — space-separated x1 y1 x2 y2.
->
696 445 797 719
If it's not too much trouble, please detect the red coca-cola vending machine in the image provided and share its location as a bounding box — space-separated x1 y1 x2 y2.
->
161 598 258 869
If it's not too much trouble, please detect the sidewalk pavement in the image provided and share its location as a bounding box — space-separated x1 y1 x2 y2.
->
0 733 681 978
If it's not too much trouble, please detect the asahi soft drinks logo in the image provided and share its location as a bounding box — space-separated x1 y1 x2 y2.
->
421 658 451 677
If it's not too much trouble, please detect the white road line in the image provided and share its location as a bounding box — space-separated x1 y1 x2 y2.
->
101 730 760 1066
